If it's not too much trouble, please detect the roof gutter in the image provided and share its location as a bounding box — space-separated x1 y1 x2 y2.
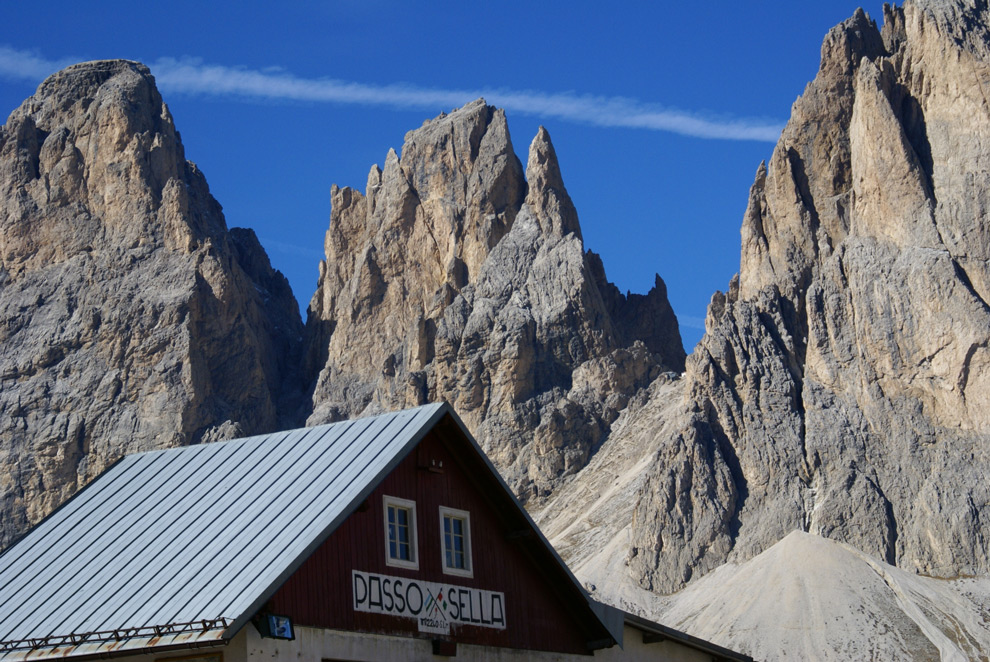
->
53 638 228 662
0 633 229 662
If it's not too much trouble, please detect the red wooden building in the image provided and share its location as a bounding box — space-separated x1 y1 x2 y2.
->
0 403 749 661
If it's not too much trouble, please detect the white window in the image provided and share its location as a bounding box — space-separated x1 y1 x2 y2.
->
384 496 418 570
439 506 472 577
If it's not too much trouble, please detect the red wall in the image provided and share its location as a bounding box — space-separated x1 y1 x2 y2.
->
268 427 592 655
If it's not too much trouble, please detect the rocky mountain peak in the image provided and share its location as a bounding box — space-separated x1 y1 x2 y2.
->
24 60 161 136
618 0 990 597
305 99 683 499
0 60 303 548
524 125 581 240
819 8 885 77
738 8 888 304
0 59 248 289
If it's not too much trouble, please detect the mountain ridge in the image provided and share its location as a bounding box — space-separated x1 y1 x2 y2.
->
600 0 990 594
536 1 990 657
3 2 990 659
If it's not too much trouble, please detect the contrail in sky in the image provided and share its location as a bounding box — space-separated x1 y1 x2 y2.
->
0 46 784 142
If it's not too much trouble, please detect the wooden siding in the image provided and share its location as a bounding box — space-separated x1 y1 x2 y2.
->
269 425 594 655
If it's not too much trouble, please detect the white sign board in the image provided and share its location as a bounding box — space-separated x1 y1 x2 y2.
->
352 570 506 635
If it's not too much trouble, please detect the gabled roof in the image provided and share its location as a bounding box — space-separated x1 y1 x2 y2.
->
0 403 621 661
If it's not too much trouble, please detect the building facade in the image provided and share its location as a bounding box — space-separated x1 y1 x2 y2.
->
0 404 749 662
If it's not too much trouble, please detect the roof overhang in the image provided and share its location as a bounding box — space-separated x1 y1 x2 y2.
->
219 405 452 641
428 408 623 650
0 627 228 662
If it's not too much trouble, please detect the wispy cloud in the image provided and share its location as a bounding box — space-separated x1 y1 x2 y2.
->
0 46 784 142
678 315 708 330
153 58 783 142
259 237 325 260
0 46 77 82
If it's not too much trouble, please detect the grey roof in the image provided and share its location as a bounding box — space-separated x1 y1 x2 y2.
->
0 403 448 660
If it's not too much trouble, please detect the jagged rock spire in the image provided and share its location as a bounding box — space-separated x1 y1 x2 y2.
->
525 125 582 239
304 100 684 500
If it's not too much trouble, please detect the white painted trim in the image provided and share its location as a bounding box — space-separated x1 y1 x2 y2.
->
383 495 419 570
439 506 473 578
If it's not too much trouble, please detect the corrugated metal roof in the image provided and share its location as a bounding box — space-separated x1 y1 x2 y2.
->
0 403 447 660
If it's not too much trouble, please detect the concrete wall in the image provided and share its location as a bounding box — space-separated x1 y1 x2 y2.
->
238 623 716 662
243 625 578 661
88 623 718 662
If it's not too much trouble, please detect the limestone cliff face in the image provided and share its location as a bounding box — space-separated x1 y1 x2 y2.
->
0 64 684 549
619 0 990 593
305 100 684 499
0 61 303 547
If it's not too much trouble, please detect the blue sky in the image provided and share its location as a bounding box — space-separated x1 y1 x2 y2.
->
0 2 879 350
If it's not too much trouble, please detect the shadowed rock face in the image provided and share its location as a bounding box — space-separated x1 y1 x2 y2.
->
304 100 685 501
0 60 303 548
618 0 990 594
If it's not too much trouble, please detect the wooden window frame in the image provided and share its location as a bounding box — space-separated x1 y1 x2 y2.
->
383 495 419 570
439 506 473 578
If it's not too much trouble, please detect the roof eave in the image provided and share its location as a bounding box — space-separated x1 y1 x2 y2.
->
221 403 451 641
434 407 622 648
0 630 228 662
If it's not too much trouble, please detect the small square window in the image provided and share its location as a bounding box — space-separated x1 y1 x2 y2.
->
384 496 418 570
439 507 472 577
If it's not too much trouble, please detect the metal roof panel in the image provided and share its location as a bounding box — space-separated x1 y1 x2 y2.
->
0 404 446 658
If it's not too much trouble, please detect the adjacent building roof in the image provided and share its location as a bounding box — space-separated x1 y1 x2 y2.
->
623 611 752 662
